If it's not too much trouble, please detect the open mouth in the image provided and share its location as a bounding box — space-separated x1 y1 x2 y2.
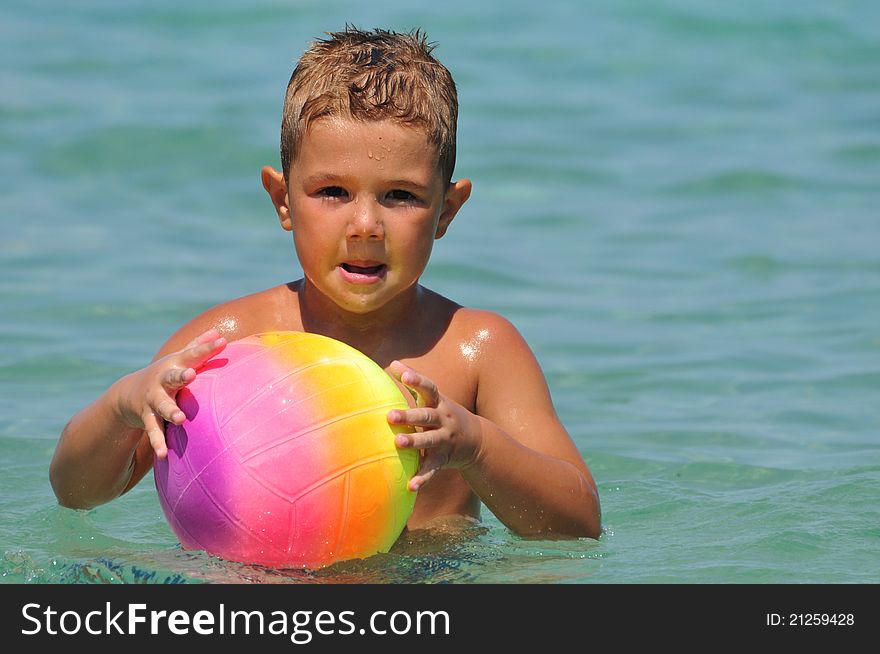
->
338 261 388 284
341 262 386 275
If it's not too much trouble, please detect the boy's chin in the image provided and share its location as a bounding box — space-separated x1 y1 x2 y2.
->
331 288 393 314
307 274 419 315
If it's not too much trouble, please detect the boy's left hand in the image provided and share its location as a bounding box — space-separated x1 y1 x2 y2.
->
386 361 482 491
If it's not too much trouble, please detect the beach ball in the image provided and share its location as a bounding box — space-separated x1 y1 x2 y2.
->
154 331 418 568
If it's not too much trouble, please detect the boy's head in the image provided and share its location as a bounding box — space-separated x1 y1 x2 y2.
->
280 27 458 184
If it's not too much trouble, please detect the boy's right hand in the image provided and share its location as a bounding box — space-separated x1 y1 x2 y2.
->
115 329 226 459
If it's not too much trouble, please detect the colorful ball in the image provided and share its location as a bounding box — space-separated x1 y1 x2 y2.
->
154 331 418 568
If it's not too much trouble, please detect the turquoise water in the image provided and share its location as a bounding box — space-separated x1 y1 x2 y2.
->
3 0 879 583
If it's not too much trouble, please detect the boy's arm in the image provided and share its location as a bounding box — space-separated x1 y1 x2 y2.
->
49 329 226 509
388 315 601 539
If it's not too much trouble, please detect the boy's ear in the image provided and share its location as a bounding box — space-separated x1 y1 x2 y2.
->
261 166 292 231
435 178 472 239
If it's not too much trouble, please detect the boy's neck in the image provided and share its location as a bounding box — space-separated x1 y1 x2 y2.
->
295 278 423 361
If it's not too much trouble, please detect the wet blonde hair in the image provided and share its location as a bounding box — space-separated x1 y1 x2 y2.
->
280 27 458 183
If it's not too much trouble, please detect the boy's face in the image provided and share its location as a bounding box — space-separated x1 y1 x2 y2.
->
279 118 469 315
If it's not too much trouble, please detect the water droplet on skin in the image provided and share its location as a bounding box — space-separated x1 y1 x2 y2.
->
367 150 373 158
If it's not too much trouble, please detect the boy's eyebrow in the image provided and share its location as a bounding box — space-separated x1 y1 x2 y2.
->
385 178 432 191
300 174 432 191
300 173 344 186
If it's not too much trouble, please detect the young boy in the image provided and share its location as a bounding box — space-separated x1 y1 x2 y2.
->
50 27 601 539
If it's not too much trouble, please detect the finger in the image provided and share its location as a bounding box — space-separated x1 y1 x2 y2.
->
160 365 196 390
388 408 441 430
154 395 186 425
388 361 440 408
179 335 227 368
409 451 448 491
142 408 168 459
184 328 221 350
395 429 442 449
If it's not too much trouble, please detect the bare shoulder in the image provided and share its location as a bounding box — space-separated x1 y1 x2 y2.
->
445 306 535 363
154 283 297 359
445 306 557 422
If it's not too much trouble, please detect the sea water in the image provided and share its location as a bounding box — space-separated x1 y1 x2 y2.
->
2 0 879 584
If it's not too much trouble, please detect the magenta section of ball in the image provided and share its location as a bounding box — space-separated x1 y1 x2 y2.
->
155 346 295 562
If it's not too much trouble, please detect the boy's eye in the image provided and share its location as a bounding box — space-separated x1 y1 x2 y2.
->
387 189 416 202
318 186 347 198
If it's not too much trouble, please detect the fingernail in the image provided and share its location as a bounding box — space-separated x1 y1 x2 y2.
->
213 338 225 347
395 434 410 447
388 410 401 423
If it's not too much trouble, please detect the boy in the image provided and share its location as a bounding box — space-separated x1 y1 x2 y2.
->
50 27 601 539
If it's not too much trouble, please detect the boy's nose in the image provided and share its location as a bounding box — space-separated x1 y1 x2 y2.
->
346 201 385 240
